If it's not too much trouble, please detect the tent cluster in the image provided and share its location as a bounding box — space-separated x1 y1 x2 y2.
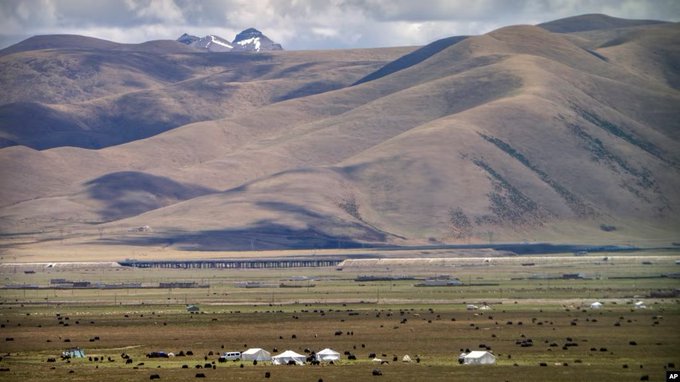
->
590 301 647 309
230 348 341 365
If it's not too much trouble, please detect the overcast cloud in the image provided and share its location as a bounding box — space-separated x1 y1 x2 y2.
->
1 0 678 50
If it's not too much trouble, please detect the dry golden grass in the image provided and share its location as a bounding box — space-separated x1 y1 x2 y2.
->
1 18 679 253
0 252 679 381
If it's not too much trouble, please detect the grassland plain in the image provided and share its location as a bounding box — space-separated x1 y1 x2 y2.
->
0 251 679 381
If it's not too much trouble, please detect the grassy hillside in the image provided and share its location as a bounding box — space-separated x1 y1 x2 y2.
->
0 15 678 253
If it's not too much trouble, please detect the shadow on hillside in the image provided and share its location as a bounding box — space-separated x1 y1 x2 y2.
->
100 221 382 251
99 200 390 251
353 35 468 85
85 171 215 221
0 52 277 150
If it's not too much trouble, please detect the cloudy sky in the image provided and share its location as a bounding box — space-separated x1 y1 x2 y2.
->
1 0 679 50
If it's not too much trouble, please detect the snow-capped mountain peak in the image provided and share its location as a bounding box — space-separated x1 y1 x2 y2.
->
176 28 282 53
232 28 282 52
233 28 263 42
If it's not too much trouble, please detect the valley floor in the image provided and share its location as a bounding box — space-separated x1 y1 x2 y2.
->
0 250 679 381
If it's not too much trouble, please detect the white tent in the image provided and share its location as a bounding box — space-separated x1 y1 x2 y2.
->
463 351 496 365
316 348 341 362
62 348 85 358
635 301 647 309
272 350 306 365
590 302 603 309
242 348 272 362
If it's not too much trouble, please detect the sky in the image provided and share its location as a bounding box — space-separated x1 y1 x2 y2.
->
1 0 679 50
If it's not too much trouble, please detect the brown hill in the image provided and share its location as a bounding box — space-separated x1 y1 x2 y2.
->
538 13 668 33
0 42 409 148
0 15 678 253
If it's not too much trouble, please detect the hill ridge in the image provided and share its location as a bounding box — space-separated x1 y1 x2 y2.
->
0 14 678 251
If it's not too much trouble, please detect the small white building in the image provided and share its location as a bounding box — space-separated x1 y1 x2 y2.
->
463 351 496 365
590 302 603 309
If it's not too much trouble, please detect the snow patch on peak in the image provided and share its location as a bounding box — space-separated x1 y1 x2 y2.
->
187 34 233 52
236 37 261 51
209 35 233 49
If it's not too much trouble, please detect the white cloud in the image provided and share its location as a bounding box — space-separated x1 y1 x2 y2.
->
124 0 186 24
311 27 340 38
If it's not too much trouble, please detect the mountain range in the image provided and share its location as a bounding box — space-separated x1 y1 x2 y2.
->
177 28 283 52
0 14 678 254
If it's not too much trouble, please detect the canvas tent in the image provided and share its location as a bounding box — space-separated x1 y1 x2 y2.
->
590 302 603 309
241 348 271 362
316 348 341 362
463 351 496 365
62 348 85 358
272 350 306 365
